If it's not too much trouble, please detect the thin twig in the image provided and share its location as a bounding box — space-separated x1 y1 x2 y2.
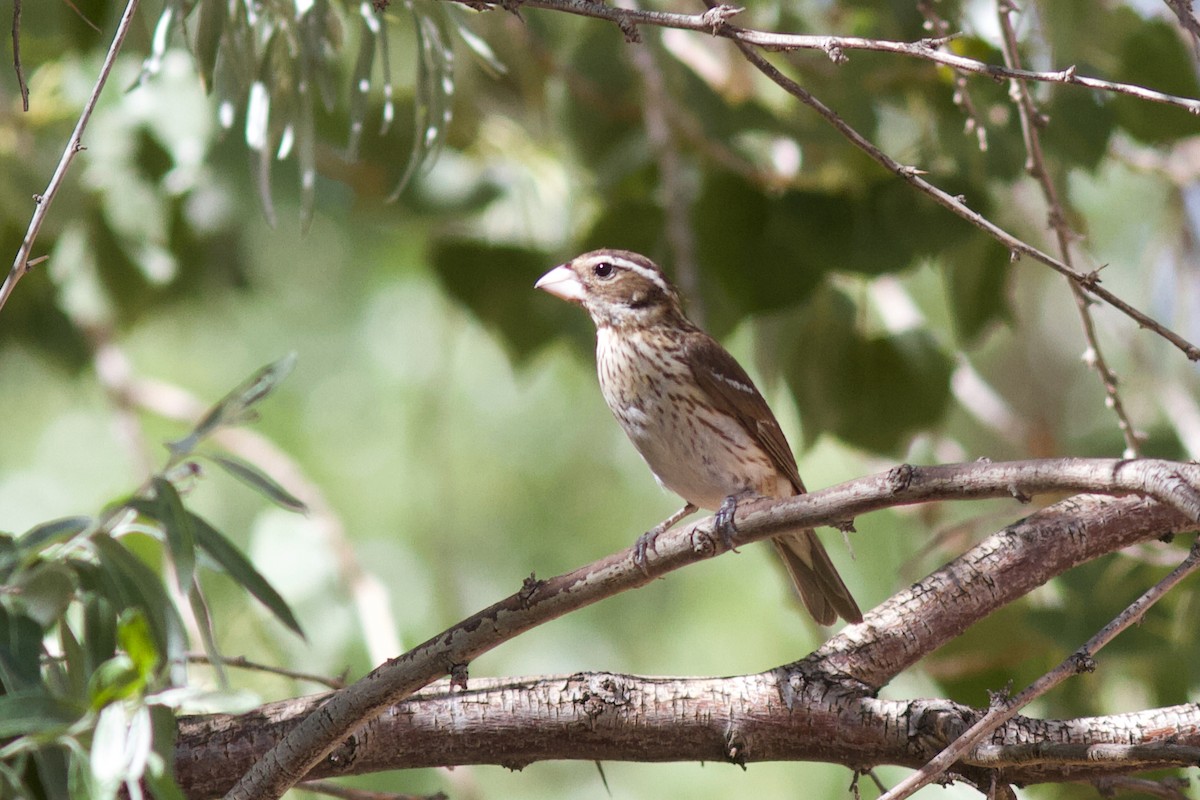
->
184 653 347 690
996 2 1143 456
917 1 987 151
11 0 28 111
0 0 140 314
1092 774 1192 800
300 780 446 800
705 4 1200 361
446 0 1200 113
1163 0 1200 55
877 539 1200 800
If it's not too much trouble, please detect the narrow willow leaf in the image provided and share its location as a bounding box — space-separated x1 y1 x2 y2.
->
449 9 507 77
205 453 307 512
82 593 118 674
347 7 378 160
59 621 89 702
90 535 182 658
87 655 142 710
136 6 176 84
116 610 160 680
151 478 195 594
388 5 453 201
187 583 227 688
0 606 44 691
0 692 83 738
170 353 297 451
18 516 91 557
195 0 228 92
11 563 76 629
297 78 317 232
189 512 304 638
376 1 395 136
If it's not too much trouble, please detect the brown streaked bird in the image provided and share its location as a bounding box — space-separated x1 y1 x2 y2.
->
536 249 862 625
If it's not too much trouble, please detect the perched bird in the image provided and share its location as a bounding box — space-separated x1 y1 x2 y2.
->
536 249 862 625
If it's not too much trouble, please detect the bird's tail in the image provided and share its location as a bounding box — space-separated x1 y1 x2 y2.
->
771 530 863 625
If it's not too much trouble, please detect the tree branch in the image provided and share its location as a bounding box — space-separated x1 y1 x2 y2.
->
0 0 140 315
446 0 1200 113
223 458 1200 799
879 537 1200 800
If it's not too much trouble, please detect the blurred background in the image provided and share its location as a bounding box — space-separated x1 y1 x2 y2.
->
3 0 1200 797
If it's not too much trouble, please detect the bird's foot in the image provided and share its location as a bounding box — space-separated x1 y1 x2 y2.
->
715 491 755 552
634 503 698 574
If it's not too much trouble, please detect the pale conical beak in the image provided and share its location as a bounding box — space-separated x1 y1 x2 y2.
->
534 264 586 303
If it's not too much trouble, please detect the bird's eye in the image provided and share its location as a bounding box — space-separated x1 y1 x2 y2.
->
593 262 615 279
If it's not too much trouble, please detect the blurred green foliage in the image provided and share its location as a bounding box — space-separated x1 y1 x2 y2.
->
2 0 1200 797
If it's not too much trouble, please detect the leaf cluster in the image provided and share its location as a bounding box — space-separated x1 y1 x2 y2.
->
0 357 303 798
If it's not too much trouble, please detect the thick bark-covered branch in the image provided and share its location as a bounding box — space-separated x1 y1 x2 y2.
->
216 459 1200 799
180 671 1200 799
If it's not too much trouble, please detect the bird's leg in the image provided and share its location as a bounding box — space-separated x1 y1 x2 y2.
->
715 490 757 553
634 503 698 574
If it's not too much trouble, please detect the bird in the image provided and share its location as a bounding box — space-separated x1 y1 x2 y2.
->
535 248 863 625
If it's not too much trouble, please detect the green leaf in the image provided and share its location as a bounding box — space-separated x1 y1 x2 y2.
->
0 692 83 738
779 288 955 453
194 0 228 93
1041 81 1117 171
59 621 89 703
90 534 183 659
88 655 143 709
0 606 44 692
944 234 1013 344
693 172 832 326
1113 15 1200 145
81 591 118 675
0 533 16 579
204 453 308 512
116 610 160 681
11 563 76 629
150 478 196 593
169 353 297 456
429 239 587 363
187 582 227 688
189 512 305 638
18 517 91 557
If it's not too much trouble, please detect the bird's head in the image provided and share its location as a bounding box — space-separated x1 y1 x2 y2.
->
535 249 686 329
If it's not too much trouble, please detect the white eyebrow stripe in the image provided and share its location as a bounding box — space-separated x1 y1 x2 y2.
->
611 256 671 294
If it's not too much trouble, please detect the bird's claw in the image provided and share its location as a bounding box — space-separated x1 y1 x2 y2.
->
633 529 660 575
715 494 741 552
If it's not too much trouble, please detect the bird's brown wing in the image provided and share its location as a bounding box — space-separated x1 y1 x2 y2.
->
685 331 863 625
684 332 806 494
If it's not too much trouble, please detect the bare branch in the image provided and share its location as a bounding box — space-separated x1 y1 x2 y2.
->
444 0 1200 113
1163 0 1200 55
0 0 141 315
183 653 348 691
11 0 28 111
